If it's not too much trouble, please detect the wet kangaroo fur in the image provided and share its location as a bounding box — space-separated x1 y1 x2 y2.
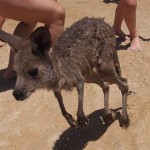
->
0 17 129 128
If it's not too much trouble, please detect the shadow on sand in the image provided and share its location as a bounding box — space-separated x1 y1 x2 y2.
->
139 36 150 42
0 69 16 92
115 35 150 51
116 37 130 51
103 0 120 4
53 107 122 150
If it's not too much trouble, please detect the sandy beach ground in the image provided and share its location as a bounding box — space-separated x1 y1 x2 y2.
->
0 0 150 149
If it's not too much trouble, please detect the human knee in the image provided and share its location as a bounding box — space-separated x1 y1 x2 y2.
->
124 0 137 10
52 5 65 25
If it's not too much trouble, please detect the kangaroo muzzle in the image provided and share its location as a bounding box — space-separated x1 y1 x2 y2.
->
13 89 26 101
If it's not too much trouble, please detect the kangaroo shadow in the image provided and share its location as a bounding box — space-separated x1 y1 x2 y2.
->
53 107 122 150
103 0 120 4
0 69 16 92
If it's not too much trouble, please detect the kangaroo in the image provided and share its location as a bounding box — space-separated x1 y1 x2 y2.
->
0 17 129 128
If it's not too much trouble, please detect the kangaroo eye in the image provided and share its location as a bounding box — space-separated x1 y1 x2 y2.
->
27 68 38 78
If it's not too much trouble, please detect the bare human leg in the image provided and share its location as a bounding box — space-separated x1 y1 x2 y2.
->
123 0 141 51
113 0 141 51
113 0 128 40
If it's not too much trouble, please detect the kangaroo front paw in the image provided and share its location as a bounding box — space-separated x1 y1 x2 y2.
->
65 114 78 127
77 116 89 128
119 115 130 128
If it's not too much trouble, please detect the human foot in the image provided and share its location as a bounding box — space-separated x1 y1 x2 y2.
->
3 69 16 80
128 35 141 52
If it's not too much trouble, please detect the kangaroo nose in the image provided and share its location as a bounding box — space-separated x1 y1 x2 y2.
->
13 90 24 101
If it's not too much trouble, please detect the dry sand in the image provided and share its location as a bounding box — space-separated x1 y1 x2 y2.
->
0 0 150 149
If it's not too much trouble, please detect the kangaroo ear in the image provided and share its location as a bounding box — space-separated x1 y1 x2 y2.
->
0 29 28 52
30 27 52 56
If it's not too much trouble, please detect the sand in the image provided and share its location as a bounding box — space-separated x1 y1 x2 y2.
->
0 0 150 149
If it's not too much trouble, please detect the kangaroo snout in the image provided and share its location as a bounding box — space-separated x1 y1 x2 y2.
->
13 89 26 101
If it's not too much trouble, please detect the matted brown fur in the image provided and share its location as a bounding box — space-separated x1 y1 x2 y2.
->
52 17 121 90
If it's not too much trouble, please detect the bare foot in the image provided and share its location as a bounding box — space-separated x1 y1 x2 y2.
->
113 26 129 40
128 35 141 52
3 69 16 80
0 40 6 47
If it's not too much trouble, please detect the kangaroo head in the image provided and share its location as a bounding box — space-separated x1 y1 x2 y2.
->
0 27 55 100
